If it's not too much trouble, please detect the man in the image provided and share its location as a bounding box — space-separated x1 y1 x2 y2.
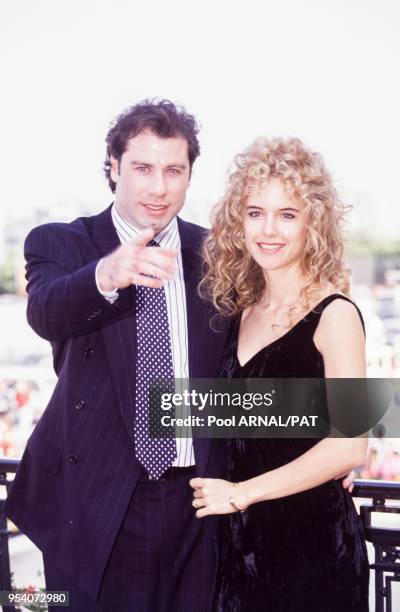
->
6 99 230 611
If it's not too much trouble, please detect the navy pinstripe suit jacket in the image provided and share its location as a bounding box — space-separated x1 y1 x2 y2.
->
6 205 230 600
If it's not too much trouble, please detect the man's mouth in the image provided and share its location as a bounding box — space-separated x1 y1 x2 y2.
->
257 242 285 253
142 203 169 215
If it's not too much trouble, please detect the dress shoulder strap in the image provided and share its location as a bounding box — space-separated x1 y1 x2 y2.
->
305 293 365 335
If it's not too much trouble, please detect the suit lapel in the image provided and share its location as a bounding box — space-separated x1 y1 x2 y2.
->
89 206 137 443
179 218 215 379
89 204 121 255
178 218 213 473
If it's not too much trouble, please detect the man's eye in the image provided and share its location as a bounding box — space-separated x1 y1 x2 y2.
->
135 166 150 173
167 168 181 175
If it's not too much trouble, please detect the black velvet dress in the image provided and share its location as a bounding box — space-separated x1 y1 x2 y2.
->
216 294 369 612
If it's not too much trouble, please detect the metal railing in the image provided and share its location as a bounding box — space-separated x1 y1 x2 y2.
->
1 460 400 612
353 479 400 612
0 458 19 612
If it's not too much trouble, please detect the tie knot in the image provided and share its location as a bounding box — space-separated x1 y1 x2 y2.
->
147 239 159 247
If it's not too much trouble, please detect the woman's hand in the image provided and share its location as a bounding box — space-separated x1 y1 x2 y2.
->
335 469 355 493
189 477 249 518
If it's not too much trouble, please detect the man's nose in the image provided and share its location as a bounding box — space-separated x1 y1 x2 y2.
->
148 171 167 197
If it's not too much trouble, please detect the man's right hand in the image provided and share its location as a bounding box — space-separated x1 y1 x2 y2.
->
97 227 178 291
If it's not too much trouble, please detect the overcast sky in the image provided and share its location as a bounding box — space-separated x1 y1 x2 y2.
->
1 0 399 237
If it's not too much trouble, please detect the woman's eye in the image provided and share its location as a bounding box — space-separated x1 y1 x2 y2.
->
282 213 295 220
248 211 261 218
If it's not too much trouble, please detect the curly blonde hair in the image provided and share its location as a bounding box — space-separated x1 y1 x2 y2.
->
201 137 350 322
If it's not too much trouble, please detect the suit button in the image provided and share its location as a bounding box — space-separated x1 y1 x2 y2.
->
68 454 78 464
84 347 94 358
74 399 85 411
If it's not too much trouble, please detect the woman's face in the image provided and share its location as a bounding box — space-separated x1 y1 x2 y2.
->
243 178 307 274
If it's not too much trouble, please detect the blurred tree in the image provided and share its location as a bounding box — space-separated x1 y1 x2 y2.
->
0 256 16 294
347 234 400 256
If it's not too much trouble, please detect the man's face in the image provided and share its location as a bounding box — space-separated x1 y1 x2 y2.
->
111 129 191 232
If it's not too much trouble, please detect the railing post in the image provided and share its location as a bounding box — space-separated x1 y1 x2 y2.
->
0 459 19 612
354 480 400 612
375 542 384 612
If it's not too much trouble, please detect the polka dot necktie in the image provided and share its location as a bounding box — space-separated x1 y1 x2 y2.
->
134 240 177 479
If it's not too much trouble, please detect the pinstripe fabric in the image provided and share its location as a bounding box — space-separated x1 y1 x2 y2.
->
44 472 218 612
5 205 231 609
109 204 194 467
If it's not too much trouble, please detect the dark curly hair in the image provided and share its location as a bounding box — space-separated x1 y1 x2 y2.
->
104 98 200 192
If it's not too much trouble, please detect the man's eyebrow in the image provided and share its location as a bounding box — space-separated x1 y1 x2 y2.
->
129 161 187 169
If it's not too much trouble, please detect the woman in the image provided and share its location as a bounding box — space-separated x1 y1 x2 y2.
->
190 138 369 611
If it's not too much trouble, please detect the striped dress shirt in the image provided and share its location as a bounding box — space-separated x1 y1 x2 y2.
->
96 204 194 467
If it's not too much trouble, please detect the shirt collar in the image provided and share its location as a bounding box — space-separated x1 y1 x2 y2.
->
111 203 180 249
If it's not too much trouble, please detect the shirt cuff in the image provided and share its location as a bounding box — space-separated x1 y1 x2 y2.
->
95 259 119 303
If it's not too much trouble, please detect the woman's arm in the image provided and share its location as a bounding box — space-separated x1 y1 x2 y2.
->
190 299 368 517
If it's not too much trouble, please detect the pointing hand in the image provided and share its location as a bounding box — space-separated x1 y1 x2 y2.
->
97 227 178 290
